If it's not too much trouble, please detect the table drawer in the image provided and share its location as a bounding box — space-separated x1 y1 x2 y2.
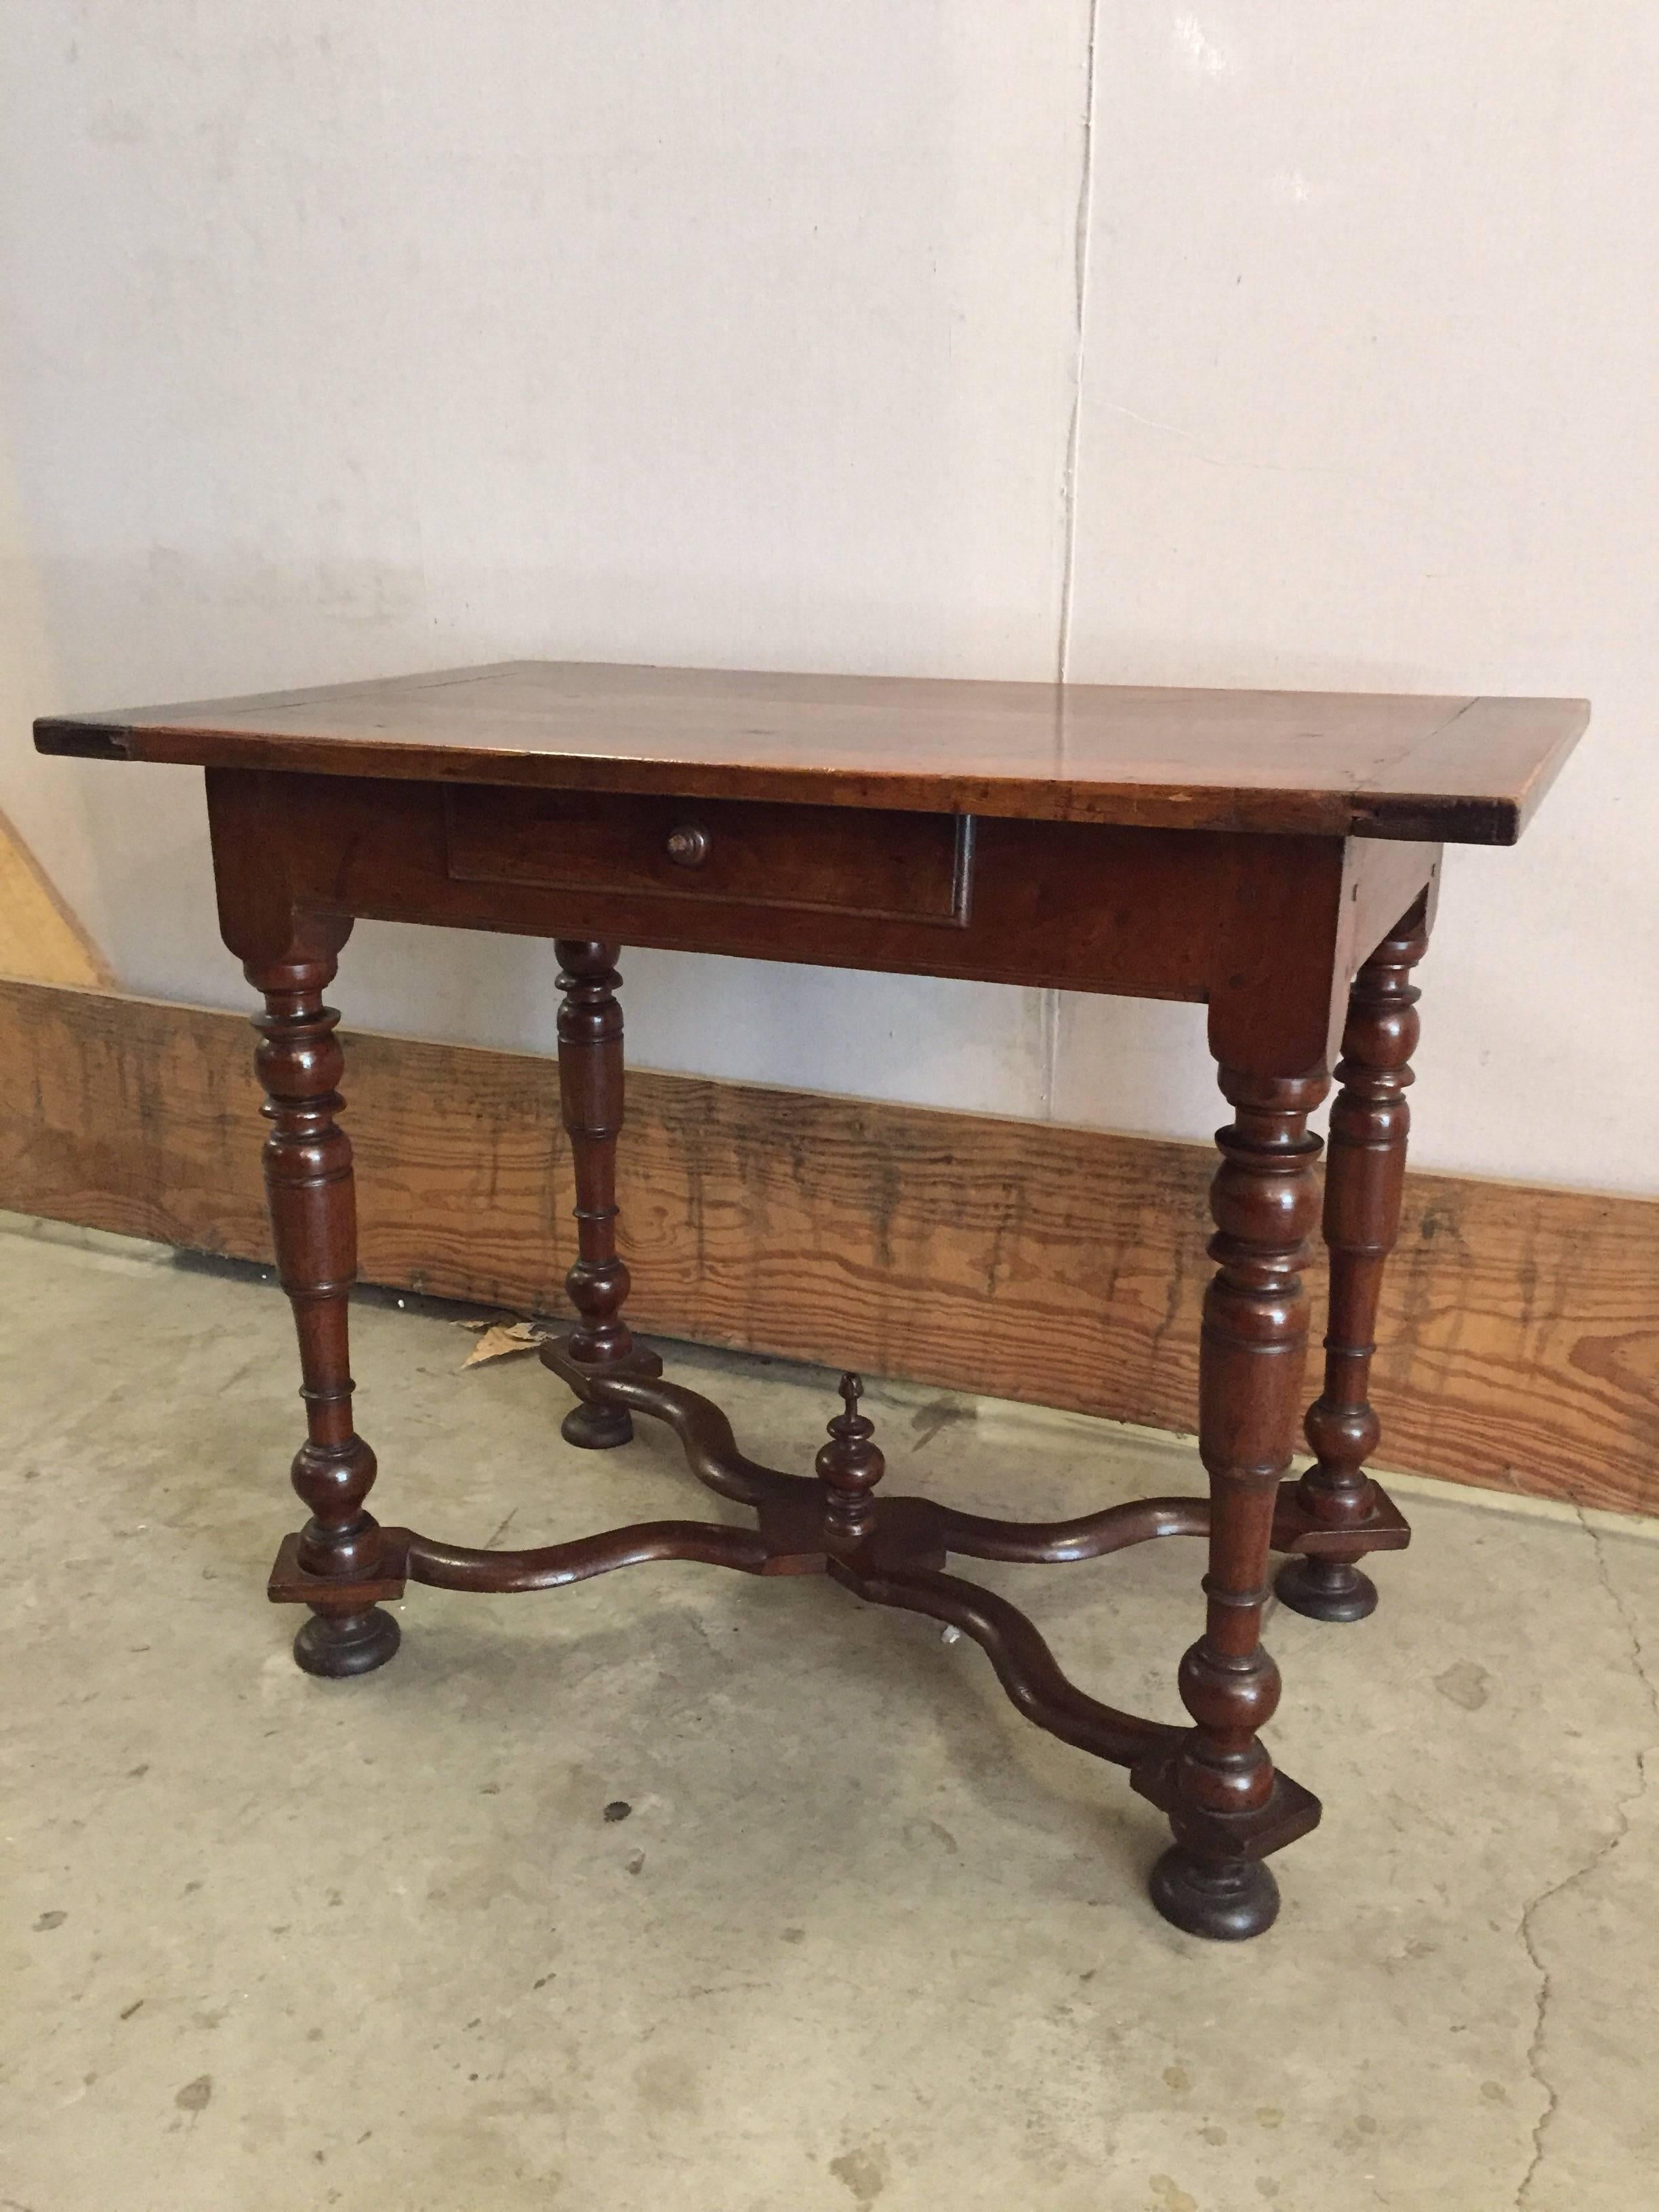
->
443 787 974 925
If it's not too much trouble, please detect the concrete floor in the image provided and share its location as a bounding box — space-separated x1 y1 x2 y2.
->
2 1214 1655 2212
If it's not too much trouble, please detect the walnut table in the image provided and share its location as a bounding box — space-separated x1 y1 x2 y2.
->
37 661 1588 1941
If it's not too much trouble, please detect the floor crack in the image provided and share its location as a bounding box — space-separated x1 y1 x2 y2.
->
1514 1509 1658 2207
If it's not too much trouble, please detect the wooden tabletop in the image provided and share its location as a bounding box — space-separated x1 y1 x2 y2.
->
35 659 1589 842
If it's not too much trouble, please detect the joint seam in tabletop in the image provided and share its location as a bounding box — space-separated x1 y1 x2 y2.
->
1355 695 1479 796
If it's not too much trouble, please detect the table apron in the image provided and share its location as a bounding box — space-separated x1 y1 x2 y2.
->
206 769 1439 1076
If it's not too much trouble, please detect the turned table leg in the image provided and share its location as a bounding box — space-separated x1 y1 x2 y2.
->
249 932 398 1678
554 940 657 1447
1151 1065 1328 1940
1277 897 1429 1622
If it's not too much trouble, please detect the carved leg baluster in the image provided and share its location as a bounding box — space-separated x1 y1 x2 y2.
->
250 939 398 1678
552 940 659 1448
1277 898 1429 1622
1149 1067 1328 1940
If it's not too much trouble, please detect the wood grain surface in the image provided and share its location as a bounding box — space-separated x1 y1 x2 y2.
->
35 658 1589 843
2 978 1651 1516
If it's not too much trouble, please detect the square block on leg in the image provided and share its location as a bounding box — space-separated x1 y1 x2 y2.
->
267 1529 411 1610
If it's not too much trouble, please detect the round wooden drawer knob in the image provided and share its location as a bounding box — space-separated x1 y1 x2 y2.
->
665 824 710 868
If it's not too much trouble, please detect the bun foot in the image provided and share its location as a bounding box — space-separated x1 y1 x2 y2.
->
293 1605 401 1678
561 1398 634 1450
1149 1847 1280 1941
1275 1555 1378 1622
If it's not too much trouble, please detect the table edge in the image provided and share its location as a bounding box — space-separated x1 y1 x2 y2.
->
33 687 1591 846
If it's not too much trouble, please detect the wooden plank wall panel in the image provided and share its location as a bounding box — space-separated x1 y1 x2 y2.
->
0 980 573 1310
1 977 1654 1516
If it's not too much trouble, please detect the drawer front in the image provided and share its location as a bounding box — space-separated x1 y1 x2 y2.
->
443 787 974 925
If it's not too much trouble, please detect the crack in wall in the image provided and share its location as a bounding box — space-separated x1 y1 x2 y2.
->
1042 0 1104 1128
1515 1508 1658 2207
1056 0 1101 689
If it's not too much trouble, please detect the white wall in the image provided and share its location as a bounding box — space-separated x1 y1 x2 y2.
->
2 5 1654 1191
